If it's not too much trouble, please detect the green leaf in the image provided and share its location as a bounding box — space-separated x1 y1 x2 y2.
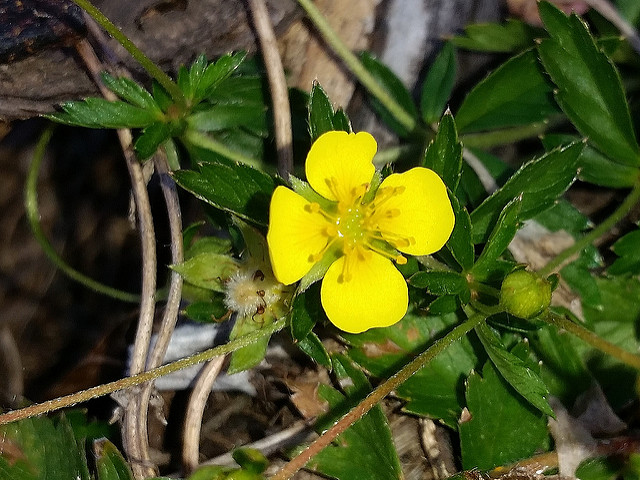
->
541 133 639 188
475 323 554 416
135 122 172 159
308 82 336 141
408 271 468 296
184 297 229 323
472 196 522 282
455 49 558 133
100 72 161 112
420 42 456 123
470 142 582 243
561 247 603 309
450 19 540 53
187 104 268 137
533 198 589 236
303 355 403 480
48 98 160 129
197 52 247 102
173 147 275 225
185 236 233 259
308 83 351 141
609 228 640 275
0 414 90 480
346 310 478 428
290 286 322 341
530 324 591 405
360 52 419 137
228 313 275 374
171 252 238 292
95 439 134 480
422 112 462 191
297 332 332 369
446 194 474 270
459 359 549 470
537 1 640 166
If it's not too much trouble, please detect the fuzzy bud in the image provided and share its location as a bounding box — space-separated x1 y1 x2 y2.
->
500 270 551 319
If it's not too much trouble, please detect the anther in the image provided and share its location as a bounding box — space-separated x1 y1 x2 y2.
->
385 209 401 218
253 270 265 281
305 202 321 213
395 255 407 265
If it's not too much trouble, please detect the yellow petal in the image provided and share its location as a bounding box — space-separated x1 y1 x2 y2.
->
321 251 408 333
267 186 330 285
373 167 454 256
306 131 377 203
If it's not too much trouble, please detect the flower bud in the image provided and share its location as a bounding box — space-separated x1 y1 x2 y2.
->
500 270 551 319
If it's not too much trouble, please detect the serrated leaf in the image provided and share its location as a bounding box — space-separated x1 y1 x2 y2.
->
187 104 268 137
541 133 639 188
48 98 159 129
472 196 522 282
537 1 640 166
532 198 589 236
446 193 474 270
421 42 456 123
475 323 553 416
360 52 419 137
135 122 172 159
152 80 173 112
228 313 274 374
346 310 478 428
197 51 247 102
609 228 640 275
304 355 403 480
459 359 549 470
95 439 134 480
450 19 540 52
173 147 275 225
297 332 332 369
100 72 161 112
455 49 558 133
0 414 90 480
470 142 582 243
308 82 336 141
171 252 238 291
422 112 463 191
408 271 468 296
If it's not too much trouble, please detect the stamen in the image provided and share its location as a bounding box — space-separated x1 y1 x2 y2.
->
395 255 407 265
369 229 416 250
385 208 401 218
364 240 404 264
305 201 337 223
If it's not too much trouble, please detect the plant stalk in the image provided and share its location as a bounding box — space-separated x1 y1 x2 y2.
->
269 313 486 480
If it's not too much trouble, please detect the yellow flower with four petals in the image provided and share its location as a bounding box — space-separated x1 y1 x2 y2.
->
267 131 455 333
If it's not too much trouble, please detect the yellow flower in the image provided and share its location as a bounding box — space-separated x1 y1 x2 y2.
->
267 131 455 333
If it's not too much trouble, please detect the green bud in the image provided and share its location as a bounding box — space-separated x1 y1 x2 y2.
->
500 270 551 319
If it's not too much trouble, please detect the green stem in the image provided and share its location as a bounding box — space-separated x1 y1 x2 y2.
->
183 130 263 168
545 312 640 370
461 122 550 149
0 318 287 425
71 0 186 108
25 127 140 303
296 0 419 136
538 179 640 276
269 312 486 480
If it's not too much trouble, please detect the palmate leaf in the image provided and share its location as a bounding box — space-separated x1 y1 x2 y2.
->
537 1 640 167
47 97 160 129
459 358 549 470
346 310 478 428
100 72 161 112
470 142 582 243
302 355 403 480
455 49 558 133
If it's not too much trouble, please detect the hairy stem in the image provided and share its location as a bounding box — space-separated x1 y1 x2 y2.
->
25 126 140 303
538 180 640 276
545 312 640 370
71 0 186 107
296 0 418 135
0 319 287 426
269 313 486 480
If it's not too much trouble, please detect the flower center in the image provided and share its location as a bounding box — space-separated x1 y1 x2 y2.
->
305 183 415 274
